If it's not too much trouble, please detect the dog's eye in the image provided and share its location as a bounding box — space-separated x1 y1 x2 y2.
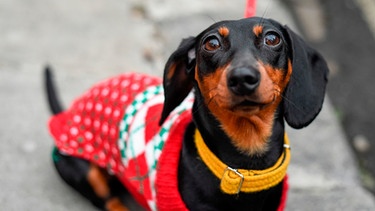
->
204 37 221 51
264 32 281 47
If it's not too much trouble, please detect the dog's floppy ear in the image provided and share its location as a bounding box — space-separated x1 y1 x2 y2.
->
283 26 329 129
159 37 197 125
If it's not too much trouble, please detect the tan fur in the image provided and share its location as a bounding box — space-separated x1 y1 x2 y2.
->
195 60 292 155
253 25 263 37
105 197 129 211
166 63 177 80
87 164 110 198
218 26 230 37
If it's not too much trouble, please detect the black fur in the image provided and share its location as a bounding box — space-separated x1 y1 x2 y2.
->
282 26 329 128
45 66 63 115
46 17 328 211
160 17 328 210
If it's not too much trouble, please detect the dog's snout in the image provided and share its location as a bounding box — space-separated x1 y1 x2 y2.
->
227 67 260 95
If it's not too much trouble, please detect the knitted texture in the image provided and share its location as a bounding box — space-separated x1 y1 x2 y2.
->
49 72 288 210
277 175 289 211
195 130 290 194
195 130 289 210
49 73 193 211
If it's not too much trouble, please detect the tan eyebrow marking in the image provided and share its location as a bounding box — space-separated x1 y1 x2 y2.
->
218 26 230 37
253 25 263 37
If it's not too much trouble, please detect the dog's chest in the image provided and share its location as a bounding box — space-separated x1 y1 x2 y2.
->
49 73 194 210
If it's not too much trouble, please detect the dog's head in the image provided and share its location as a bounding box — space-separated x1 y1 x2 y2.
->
159 17 328 153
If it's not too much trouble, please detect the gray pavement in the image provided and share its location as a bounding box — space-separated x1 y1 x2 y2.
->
1 0 374 210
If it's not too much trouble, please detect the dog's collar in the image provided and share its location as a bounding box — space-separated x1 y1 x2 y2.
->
194 129 291 195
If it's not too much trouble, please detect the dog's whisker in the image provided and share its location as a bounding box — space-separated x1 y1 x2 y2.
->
207 15 218 24
274 89 306 115
191 88 219 117
261 0 275 19
207 93 219 107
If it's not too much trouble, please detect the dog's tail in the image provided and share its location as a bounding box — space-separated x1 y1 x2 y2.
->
44 66 64 115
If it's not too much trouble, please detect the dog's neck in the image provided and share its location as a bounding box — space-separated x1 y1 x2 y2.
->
191 96 285 170
177 97 287 209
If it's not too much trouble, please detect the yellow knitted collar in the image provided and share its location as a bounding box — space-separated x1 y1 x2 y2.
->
194 129 291 194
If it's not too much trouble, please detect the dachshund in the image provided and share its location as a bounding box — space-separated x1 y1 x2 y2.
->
45 17 328 211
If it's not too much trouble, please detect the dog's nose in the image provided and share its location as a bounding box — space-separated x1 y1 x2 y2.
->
227 67 260 95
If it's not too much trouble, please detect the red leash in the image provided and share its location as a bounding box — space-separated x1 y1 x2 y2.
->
245 0 257 17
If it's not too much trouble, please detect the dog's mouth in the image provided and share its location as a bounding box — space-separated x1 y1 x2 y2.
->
230 99 269 112
238 100 263 107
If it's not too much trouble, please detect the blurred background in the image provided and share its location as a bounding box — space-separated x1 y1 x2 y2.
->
283 0 375 193
1 0 375 210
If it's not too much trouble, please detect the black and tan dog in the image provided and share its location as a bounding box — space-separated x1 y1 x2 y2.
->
45 17 328 211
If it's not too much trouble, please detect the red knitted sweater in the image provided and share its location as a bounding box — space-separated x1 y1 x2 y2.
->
48 73 287 211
